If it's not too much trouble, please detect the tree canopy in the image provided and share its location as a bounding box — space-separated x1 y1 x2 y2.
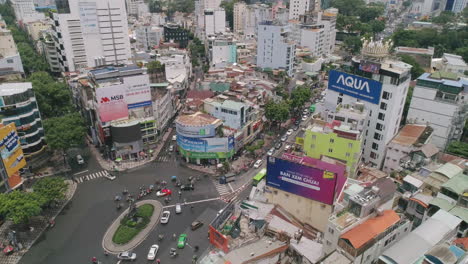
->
392 27 468 61
290 86 312 111
27 72 73 118
33 177 68 206
43 113 86 151
0 191 43 225
265 101 290 124
220 0 236 29
447 142 468 158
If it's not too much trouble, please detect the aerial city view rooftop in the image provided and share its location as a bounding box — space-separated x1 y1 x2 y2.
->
0 0 467 263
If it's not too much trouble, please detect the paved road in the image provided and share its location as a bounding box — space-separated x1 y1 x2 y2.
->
20 157 225 264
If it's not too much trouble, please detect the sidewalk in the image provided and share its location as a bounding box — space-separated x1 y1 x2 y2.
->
0 180 77 264
102 200 162 253
90 128 173 172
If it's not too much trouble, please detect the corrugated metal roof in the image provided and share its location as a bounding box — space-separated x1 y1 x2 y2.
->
442 173 468 195
435 163 463 179
340 210 400 249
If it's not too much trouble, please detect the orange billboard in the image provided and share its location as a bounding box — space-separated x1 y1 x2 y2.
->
0 123 27 177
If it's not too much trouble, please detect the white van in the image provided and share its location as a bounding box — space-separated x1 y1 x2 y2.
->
175 203 182 214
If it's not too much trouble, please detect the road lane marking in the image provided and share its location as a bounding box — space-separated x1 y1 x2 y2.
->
228 183 234 192
73 170 89 175
162 197 220 209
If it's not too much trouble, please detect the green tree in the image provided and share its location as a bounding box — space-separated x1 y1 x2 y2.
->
446 142 468 158
27 72 73 118
290 86 312 111
455 46 468 62
220 0 236 29
167 0 194 16
431 11 456 25
146 60 165 73
343 36 363 54
331 0 365 16
398 55 425 80
0 2 16 25
33 177 68 206
43 113 86 152
0 191 43 225
148 0 164 13
265 101 290 125
370 20 385 34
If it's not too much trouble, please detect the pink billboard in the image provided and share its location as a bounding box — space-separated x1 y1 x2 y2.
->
96 85 128 122
267 156 346 205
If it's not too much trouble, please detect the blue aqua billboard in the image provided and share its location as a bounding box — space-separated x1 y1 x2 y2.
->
328 70 383 105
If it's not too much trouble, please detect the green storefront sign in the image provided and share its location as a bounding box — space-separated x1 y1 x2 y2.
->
179 148 234 159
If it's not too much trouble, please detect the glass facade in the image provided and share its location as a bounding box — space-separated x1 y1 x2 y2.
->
0 92 46 156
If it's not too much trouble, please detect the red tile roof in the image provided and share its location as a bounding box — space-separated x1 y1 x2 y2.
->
392 124 427 146
340 210 400 249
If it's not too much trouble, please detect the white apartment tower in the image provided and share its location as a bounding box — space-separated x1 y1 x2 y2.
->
125 0 144 16
289 0 317 20
407 72 467 150
233 2 247 34
322 39 412 168
135 25 163 51
11 0 45 22
256 21 295 76
204 9 226 37
52 0 131 72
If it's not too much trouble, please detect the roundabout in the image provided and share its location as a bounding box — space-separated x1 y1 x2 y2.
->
102 199 163 253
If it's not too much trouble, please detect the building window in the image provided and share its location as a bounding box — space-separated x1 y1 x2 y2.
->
328 148 333 153
370 151 378 159
326 240 332 246
374 133 382 140
378 113 385 121
348 143 353 148
346 152 350 157
6 59 13 63
328 228 334 234
330 138 334 143
382 91 391 100
376 123 383 131
380 102 387 110
372 142 379 150
312 135 316 140
310 144 315 149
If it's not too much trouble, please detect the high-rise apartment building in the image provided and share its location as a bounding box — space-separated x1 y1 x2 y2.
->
289 0 310 20
125 0 144 16
233 2 246 34
407 71 467 150
204 9 225 37
52 0 131 72
0 24 24 74
10 0 45 22
256 21 295 76
135 25 163 51
322 40 412 168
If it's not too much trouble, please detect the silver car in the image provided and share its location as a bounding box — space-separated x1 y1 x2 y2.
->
117 251 136 261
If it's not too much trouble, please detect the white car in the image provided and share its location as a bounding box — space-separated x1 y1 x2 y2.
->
267 148 275 156
286 129 293 136
168 145 174 152
175 203 182 214
76 155 84 165
285 144 291 151
301 115 308 121
253 159 263 169
117 251 136 261
147 245 159 260
104 172 116 181
172 135 177 141
280 135 288 142
161 211 170 224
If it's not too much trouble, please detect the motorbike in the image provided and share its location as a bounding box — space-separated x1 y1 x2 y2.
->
170 248 178 258
158 234 164 241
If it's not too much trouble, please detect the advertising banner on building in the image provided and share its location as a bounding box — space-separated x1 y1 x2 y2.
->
176 123 216 138
266 156 337 205
177 135 234 153
124 75 152 106
359 60 381 74
328 70 383 105
179 148 234 159
0 123 26 177
78 1 98 34
96 84 128 122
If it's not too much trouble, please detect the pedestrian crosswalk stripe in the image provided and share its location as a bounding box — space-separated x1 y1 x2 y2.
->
76 170 109 184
